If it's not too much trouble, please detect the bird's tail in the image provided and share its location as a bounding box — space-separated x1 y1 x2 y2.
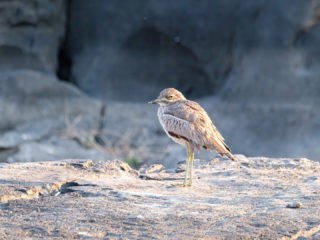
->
211 138 236 161
224 151 236 161
221 142 236 161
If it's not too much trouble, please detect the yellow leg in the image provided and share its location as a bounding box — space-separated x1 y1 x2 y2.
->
183 143 190 187
188 152 194 186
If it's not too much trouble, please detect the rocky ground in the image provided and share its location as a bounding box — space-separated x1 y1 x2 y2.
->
0 156 319 239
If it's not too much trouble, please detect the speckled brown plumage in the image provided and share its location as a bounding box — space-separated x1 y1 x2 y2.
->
156 88 235 160
149 88 235 186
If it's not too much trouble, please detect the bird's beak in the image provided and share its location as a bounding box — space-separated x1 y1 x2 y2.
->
148 98 161 104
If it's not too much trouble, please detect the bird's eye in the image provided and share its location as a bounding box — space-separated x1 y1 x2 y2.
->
167 95 174 100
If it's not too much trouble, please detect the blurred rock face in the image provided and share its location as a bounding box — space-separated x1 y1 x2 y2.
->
0 0 66 72
0 0 320 161
61 0 320 159
65 0 320 101
1 0 319 101
65 0 237 100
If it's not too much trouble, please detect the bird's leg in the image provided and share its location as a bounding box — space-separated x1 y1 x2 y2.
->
183 143 190 187
188 152 194 186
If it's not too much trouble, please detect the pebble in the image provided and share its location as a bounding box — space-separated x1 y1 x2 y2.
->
286 202 302 209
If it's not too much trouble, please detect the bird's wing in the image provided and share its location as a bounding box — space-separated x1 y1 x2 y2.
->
163 100 226 149
161 110 198 144
164 100 235 160
166 100 224 137
186 101 225 141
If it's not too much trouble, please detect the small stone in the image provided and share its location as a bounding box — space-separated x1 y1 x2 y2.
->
175 165 185 173
82 160 94 169
145 164 165 174
139 164 165 174
286 202 302 209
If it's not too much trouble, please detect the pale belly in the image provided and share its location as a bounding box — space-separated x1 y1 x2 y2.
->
167 132 187 145
157 107 188 146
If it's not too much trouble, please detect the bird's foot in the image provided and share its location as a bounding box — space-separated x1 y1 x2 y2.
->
173 183 188 188
173 182 192 187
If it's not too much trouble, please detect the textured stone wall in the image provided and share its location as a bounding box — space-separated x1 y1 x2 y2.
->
0 0 66 72
64 0 320 101
0 0 320 160
1 0 319 101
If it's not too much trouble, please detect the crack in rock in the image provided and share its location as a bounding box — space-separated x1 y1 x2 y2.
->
282 224 320 240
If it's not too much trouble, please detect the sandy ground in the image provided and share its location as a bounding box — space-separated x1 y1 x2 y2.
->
0 156 319 239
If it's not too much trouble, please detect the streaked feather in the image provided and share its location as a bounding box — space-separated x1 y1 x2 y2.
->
156 89 235 161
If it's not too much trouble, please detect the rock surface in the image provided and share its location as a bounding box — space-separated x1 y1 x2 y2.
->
58 0 320 160
0 69 114 164
0 157 319 239
1 83 319 166
0 69 101 131
1 1 320 161
0 0 66 72
65 0 320 101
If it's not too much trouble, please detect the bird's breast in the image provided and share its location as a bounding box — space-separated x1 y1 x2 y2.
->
157 107 189 146
157 107 168 133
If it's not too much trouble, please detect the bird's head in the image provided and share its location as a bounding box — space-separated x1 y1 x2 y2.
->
148 88 186 106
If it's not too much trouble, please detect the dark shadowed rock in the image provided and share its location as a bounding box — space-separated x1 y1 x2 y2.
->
65 0 320 101
60 0 320 159
0 157 319 239
66 0 239 100
0 0 66 72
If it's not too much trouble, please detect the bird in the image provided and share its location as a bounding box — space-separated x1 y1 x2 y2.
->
148 88 235 187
